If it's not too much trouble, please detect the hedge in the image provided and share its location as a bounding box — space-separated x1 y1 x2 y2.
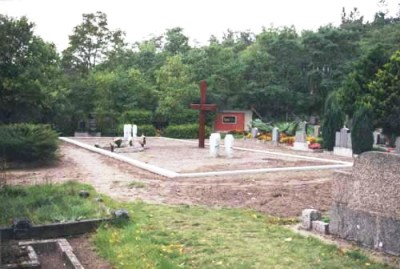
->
163 124 211 139
0 124 59 162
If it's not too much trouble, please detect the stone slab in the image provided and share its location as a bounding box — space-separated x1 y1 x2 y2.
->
333 147 353 157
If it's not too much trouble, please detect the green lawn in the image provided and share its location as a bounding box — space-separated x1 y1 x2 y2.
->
0 182 392 269
94 203 391 269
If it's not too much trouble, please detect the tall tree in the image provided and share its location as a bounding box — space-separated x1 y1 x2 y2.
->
0 15 61 123
367 50 400 139
62 11 125 74
163 27 190 55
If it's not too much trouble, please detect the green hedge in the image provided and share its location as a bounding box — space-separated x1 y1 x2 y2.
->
0 124 59 162
163 124 211 139
119 110 152 125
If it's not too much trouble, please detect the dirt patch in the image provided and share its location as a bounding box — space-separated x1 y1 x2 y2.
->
71 137 346 173
6 141 349 217
68 235 113 269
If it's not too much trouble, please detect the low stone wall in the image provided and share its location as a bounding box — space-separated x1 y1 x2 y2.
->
330 152 400 256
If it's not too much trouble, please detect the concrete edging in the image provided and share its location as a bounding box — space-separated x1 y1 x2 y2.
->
61 136 353 179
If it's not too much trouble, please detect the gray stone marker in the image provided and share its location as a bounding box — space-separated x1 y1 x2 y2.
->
333 126 352 157
272 127 280 146
301 209 321 230
313 125 320 138
209 133 221 157
251 127 258 138
224 134 234 158
293 122 308 151
330 152 400 256
396 137 400 154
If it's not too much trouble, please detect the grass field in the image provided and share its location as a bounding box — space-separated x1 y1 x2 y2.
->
0 182 392 269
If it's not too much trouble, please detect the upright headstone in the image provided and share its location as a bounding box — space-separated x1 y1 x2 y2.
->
272 127 280 146
88 118 96 133
224 134 234 158
190 80 218 148
396 137 400 154
293 122 308 150
132 125 138 138
373 131 380 145
299 121 308 133
251 127 258 138
209 133 221 157
123 124 132 140
313 125 320 138
333 126 352 157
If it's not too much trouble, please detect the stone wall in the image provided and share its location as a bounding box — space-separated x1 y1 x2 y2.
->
330 152 400 256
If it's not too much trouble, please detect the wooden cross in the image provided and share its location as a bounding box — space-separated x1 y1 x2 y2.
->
190 80 217 148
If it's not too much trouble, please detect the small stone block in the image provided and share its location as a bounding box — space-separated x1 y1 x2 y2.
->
312 220 329 235
79 190 90 198
301 209 321 230
114 209 130 219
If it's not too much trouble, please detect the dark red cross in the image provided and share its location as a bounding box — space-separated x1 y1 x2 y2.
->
190 80 217 148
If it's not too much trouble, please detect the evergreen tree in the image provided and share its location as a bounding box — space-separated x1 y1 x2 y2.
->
351 106 374 154
321 92 344 151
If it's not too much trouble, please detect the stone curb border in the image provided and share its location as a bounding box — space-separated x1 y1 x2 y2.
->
19 239 84 269
61 137 353 179
0 218 107 242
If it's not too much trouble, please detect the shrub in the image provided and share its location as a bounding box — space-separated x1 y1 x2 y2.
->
0 124 59 162
163 124 211 139
119 110 152 125
351 106 374 154
137 125 157 137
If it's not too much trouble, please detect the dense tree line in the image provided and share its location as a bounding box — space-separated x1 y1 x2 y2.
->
1 7 400 141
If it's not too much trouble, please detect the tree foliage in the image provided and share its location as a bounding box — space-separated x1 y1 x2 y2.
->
2 8 400 138
0 15 61 124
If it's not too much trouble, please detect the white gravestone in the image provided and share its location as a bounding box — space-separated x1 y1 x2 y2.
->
293 122 308 151
209 133 221 157
224 134 234 158
251 127 258 138
333 126 353 157
132 124 138 138
272 127 280 146
123 124 132 141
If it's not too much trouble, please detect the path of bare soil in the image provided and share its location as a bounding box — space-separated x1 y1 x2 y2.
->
7 142 347 217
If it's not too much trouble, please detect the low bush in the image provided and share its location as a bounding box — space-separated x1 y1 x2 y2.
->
0 124 59 163
163 124 211 139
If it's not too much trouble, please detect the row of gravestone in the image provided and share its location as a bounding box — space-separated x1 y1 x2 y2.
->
334 127 400 156
123 124 138 141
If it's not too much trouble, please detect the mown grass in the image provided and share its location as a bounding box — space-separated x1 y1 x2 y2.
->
0 182 392 268
94 202 391 269
0 181 110 226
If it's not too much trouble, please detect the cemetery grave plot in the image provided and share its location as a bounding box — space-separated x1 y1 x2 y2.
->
69 137 351 175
